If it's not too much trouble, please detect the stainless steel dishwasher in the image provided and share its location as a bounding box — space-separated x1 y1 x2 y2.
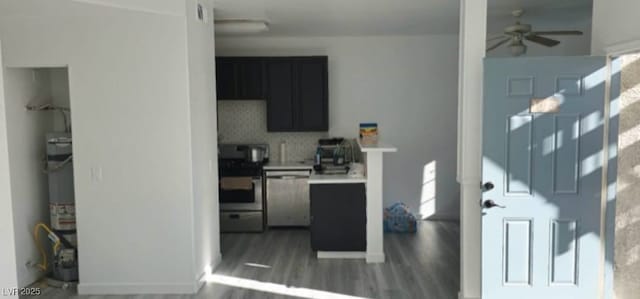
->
265 170 310 227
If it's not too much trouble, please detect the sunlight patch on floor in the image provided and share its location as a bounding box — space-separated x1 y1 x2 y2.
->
244 262 272 269
206 274 372 299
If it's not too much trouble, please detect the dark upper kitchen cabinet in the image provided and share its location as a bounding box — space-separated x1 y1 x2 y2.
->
266 56 328 132
237 59 265 99
215 57 265 100
265 59 296 131
215 58 236 100
296 58 329 131
216 56 328 131
310 183 366 251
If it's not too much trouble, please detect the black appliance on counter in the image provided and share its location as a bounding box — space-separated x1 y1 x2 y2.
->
314 137 352 174
218 144 269 233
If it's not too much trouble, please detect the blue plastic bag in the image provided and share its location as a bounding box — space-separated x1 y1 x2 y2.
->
383 202 417 233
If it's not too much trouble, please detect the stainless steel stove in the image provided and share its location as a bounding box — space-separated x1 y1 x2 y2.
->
218 144 269 233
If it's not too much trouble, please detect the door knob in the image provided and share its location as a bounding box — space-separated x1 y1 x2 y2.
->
482 182 495 191
482 199 505 209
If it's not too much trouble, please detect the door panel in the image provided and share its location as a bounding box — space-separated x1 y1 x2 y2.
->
482 57 609 299
505 115 533 195
503 219 533 286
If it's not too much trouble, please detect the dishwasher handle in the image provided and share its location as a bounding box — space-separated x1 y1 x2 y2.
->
266 171 310 179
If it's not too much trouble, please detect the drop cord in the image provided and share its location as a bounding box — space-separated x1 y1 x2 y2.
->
33 223 61 272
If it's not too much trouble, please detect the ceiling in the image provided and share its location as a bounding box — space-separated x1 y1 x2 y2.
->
214 0 594 37
213 0 460 36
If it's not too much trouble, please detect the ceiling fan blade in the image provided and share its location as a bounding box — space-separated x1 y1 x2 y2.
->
531 30 583 36
487 37 511 52
487 34 508 41
525 35 561 47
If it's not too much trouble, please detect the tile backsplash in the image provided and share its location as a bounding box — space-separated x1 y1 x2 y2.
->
218 100 327 162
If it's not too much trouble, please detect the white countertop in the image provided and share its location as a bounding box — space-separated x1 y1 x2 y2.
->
308 173 367 184
357 139 398 153
263 161 315 170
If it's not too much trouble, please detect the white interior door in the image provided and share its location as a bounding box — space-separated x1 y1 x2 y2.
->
482 56 618 299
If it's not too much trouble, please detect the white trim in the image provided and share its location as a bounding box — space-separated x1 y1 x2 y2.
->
365 252 385 264
77 255 223 295
596 56 613 299
195 271 207 292
605 39 640 57
458 1 487 299
459 293 480 299
77 281 199 295
364 151 387 264
317 251 366 259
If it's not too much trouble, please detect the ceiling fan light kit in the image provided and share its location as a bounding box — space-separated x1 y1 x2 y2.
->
214 19 269 35
486 9 583 57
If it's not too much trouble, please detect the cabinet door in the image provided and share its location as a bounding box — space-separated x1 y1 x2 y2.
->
237 58 265 99
215 58 236 100
296 57 328 131
310 183 366 251
266 59 295 131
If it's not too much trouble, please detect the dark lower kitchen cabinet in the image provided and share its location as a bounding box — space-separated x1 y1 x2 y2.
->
215 57 265 100
310 183 366 251
266 56 328 132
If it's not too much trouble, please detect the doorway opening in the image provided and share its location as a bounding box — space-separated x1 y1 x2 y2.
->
2 67 78 291
612 52 640 299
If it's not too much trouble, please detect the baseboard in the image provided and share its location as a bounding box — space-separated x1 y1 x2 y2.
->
317 251 366 259
195 271 207 293
365 252 385 263
79 253 224 295
459 292 480 299
195 252 223 291
78 282 197 295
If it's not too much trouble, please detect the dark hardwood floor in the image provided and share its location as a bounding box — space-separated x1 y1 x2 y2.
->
23 221 460 299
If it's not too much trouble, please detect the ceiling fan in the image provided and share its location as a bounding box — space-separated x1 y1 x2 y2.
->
487 9 583 56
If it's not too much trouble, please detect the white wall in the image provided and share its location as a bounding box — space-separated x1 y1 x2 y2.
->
0 42 19 299
3 68 55 288
217 35 460 219
185 0 220 284
70 0 186 16
592 0 640 54
0 0 217 294
49 68 71 132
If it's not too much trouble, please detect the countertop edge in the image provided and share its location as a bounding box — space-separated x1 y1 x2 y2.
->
356 139 398 153
263 164 315 170
308 176 367 184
